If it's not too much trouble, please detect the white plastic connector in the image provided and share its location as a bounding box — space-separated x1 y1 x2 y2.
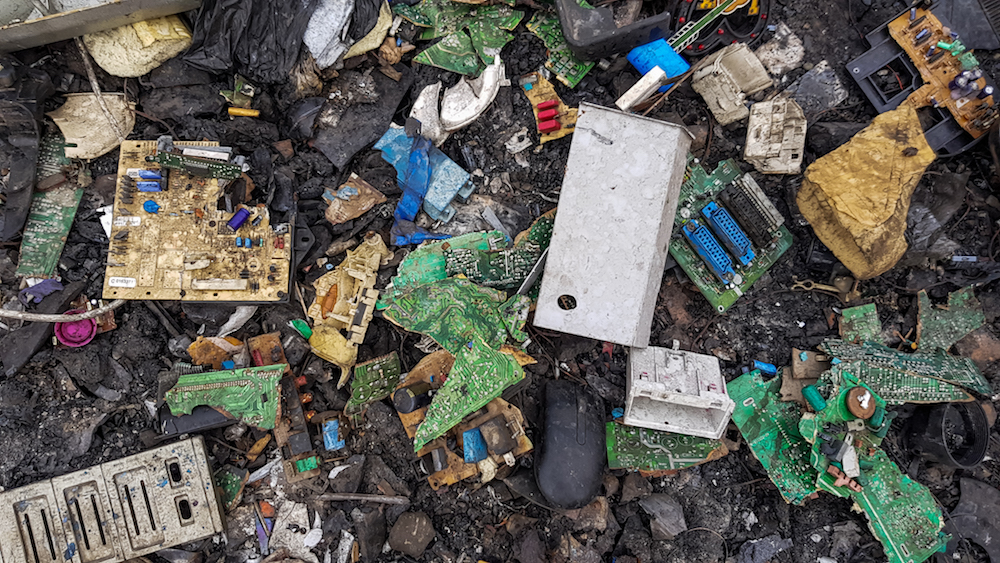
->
624 346 735 439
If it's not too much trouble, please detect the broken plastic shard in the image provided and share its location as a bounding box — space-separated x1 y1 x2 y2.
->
307 233 393 386
374 125 474 224
164 364 285 429
753 22 804 76
47 93 135 159
691 43 772 125
743 98 806 175
439 57 504 131
409 82 450 147
797 105 935 279
323 173 387 226
783 60 848 119
916 287 985 351
303 0 354 68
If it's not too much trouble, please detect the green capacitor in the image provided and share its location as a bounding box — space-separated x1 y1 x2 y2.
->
802 385 828 412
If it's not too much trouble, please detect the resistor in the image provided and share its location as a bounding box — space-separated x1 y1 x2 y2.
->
227 207 251 231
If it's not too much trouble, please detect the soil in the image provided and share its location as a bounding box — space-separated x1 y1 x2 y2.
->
1 0 1000 562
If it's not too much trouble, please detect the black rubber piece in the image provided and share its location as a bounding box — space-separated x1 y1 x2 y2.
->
908 401 989 469
535 379 606 509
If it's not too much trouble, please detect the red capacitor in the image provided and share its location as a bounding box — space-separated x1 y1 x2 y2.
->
537 99 559 110
537 108 559 120
538 119 561 133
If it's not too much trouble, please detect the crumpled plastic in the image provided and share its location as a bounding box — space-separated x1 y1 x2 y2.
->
388 134 450 245
184 0 319 84
18 279 63 306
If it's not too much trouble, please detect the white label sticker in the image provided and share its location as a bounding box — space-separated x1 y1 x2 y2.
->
125 168 144 178
113 216 141 227
108 277 137 288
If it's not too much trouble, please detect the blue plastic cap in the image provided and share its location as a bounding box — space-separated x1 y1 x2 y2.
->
221 360 235 370
627 39 691 93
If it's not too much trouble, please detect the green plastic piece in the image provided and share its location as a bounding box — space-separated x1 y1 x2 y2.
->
388 230 508 296
917 287 985 351
526 6 595 88
345 352 402 424
395 0 523 76
294 456 321 473
413 334 524 450
958 52 979 70
289 319 313 339
15 133 83 279
821 339 990 400
801 385 827 412
670 157 793 313
729 370 819 505
164 365 285 429
444 212 555 290
840 303 881 343
606 422 727 472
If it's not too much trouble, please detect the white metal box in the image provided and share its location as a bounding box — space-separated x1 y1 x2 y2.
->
0 437 224 563
533 103 692 347
624 346 735 439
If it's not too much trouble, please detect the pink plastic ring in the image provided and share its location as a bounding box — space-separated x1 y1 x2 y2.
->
54 309 98 347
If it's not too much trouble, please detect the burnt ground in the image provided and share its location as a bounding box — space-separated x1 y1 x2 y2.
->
2 0 1000 561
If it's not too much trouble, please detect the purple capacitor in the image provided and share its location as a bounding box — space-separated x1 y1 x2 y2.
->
979 85 994 99
227 208 251 231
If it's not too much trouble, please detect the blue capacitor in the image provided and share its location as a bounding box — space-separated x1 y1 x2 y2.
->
235 237 243 247
143 200 160 214
227 207 251 231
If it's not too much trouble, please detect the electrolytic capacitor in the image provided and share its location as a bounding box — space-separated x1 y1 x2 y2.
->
979 85 995 99
915 28 930 41
227 207 251 231
393 382 433 413
949 74 969 90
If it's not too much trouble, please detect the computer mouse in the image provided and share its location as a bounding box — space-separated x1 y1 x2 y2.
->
535 379 606 509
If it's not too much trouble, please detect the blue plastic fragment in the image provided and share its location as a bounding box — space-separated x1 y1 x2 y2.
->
143 200 160 214
627 39 691 93
323 419 346 451
831 358 842 365
222 360 235 369
463 428 488 463
611 407 624 419
374 126 474 225
752 360 777 375
799 351 809 362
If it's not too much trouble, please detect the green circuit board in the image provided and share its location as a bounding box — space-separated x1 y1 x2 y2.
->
729 370 818 505
526 8 595 88
917 287 984 351
165 365 285 429
833 360 972 404
414 334 524 451
151 150 241 179
606 423 728 472
840 303 882 343
15 134 83 279
378 277 530 353
670 158 793 314
390 230 508 294
346 352 403 424
444 211 555 290
849 449 949 563
820 340 990 396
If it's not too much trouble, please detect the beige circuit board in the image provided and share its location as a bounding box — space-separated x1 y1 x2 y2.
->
102 140 292 302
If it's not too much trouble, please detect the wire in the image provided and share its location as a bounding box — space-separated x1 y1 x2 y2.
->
0 299 127 322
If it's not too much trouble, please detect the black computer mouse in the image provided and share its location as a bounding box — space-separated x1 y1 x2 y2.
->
535 379 606 509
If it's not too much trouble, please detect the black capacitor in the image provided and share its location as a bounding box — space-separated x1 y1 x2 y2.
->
394 382 433 413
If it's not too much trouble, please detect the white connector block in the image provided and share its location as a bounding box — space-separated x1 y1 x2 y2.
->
615 65 668 111
625 346 735 439
0 437 224 563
